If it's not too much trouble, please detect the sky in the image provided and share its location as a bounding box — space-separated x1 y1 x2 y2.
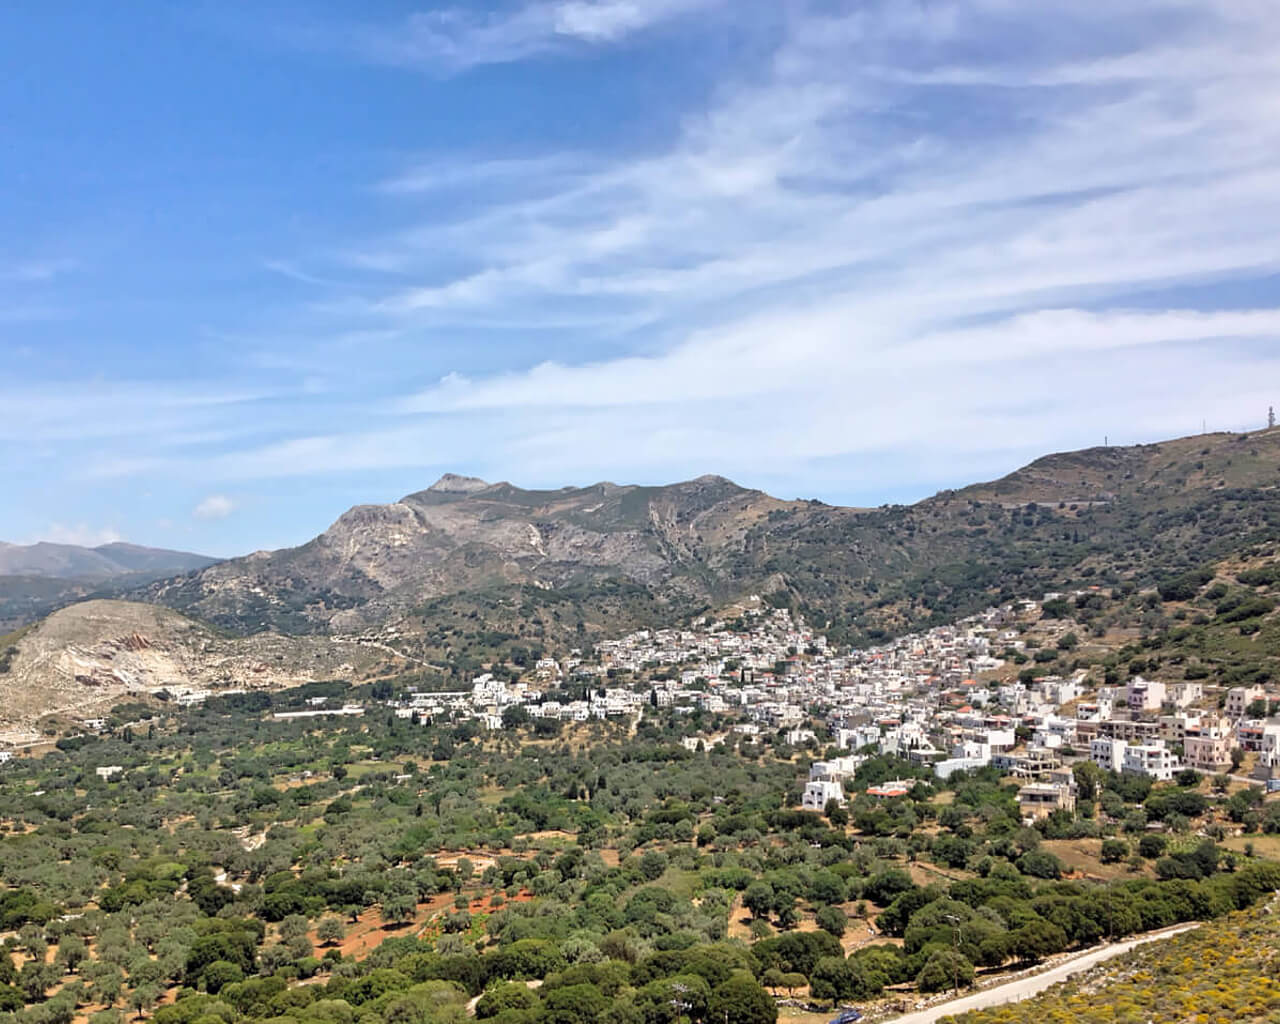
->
2 0 1280 557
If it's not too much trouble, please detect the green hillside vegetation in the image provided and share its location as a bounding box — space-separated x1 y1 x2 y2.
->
979 543 1280 702
824 429 1280 644
945 903 1280 1024
2 688 1280 1024
5 428 1280 1024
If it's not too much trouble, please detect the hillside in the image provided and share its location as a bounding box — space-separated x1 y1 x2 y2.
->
144 473 793 638
135 429 1280 658
0 540 215 579
0 575 101 635
946 903 1280 1024
0 541 219 634
957 430 1280 504
0 599 403 737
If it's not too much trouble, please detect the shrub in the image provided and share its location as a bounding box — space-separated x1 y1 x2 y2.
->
475 983 538 1019
815 906 847 938
1158 570 1212 602
915 949 974 993
1100 839 1129 864
1138 834 1167 859
1015 850 1063 879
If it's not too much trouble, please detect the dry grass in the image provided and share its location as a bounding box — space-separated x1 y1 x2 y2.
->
1042 838 1152 881
1221 833 1280 859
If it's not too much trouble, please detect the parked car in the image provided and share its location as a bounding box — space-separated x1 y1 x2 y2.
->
828 1010 862 1024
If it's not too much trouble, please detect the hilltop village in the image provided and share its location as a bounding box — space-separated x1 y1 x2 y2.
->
467 600 1274 815
49 588 1276 822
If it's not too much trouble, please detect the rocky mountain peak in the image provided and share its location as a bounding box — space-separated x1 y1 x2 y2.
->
427 474 492 494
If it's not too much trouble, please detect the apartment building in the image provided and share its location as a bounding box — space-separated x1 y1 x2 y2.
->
1017 781 1077 821
1122 742 1179 781
1226 685 1267 719
1127 677 1166 712
1090 737 1128 772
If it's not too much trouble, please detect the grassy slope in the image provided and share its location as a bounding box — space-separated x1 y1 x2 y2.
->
945 904 1280 1024
761 429 1280 644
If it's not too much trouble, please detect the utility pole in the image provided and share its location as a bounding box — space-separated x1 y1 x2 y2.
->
944 914 963 994
669 981 692 1024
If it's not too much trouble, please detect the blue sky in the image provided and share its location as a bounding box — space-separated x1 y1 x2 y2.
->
3 0 1280 557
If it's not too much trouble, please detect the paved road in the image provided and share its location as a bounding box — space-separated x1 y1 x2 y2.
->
884 923 1200 1024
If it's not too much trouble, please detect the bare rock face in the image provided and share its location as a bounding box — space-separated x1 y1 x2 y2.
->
427 474 491 494
133 429 1280 648
144 475 790 635
0 599 397 732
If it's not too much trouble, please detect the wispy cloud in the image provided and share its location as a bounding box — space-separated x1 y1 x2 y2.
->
29 0 1280 521
303 0 1280 488
399 309 1280 414
0 383 283 445
0 258 78 283
376 154 591 196
193 495 236 520
348 0 721 72
262 260 338 288
127 336 1280 489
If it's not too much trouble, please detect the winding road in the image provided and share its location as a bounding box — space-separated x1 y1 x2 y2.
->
885 923 1200 1024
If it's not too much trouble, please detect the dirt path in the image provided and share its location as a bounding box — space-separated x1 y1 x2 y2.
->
726 895 754 941
466 979 541 1017
884 923 1200 1024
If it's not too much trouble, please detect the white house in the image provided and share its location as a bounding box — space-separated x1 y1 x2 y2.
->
1226 686 1267 719
809 755 864 782
934 756 988 780
837 726 881 751
1122 742 1179 781
1168 682 1204 709
802 779 846 811
1090 737 1128 772
1127 677 1166 712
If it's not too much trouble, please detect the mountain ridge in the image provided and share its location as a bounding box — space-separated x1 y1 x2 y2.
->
143 471 783 636
0 542 221 634
0 540 216 580
4 428 1280 718
134 429 1280 659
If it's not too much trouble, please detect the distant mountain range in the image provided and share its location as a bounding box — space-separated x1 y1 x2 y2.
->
0 541 215 580
0 542 216 634
138 429 1280 663
6 428 1280 727
6 426 1280 669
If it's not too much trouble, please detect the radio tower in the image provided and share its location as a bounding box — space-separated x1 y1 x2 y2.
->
1271 406 1276 430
